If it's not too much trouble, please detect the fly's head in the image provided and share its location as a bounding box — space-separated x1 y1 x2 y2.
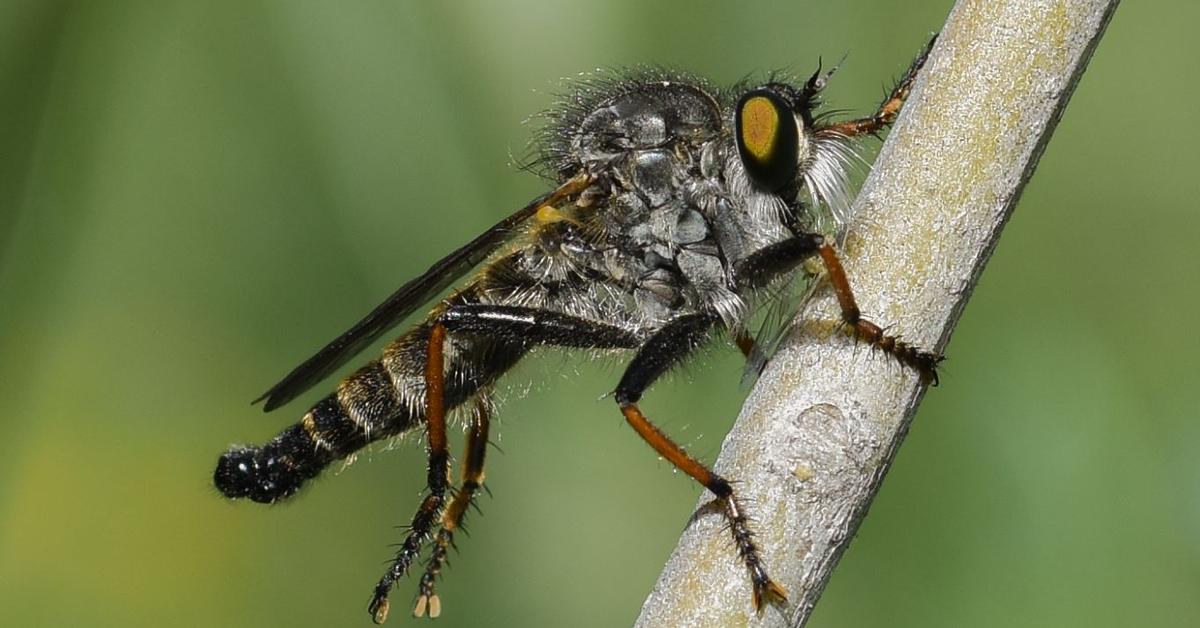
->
725 63 861 234
733 80 815 194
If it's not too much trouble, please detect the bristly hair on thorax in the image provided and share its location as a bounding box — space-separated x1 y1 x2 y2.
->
520 63 867 238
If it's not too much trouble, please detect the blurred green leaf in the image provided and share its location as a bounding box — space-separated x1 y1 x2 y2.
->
0 2 1195 627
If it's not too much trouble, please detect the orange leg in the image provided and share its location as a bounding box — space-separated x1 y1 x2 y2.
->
369 323 451 624
735 234 942 383
614 313 787 614
619 402 787 612
817 244 941 383
414 395 492 619
818 36 934 139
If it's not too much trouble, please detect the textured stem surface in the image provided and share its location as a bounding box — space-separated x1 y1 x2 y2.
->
634 0 1119 626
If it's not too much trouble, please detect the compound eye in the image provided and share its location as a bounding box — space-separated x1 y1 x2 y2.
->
735 89 800 192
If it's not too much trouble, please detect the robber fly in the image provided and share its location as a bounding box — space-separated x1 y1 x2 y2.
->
214 39 940 623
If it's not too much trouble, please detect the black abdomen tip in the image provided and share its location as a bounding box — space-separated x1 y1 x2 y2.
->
214 446 306 504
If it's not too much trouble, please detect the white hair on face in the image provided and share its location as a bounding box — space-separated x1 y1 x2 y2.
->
725 152 791 227
803 130 864 229
723 108 864 238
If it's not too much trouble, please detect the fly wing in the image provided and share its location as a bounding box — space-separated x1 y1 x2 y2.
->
254 175 592 411
739 267 820 389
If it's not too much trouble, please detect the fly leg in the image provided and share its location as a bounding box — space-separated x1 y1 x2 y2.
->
369 304 639 622
613 313 788 614
817 36 934 139
439 304 641 349
414 393 492 619
815 243 941 383
370 323 452 624
735 234 941 383
733 329 757 359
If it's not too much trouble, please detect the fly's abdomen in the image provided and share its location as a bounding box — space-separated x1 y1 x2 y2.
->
214 359 403 503
214 407 340 504
214 321 525 504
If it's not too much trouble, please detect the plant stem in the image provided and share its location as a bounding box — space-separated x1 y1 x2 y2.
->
635 0 1119 625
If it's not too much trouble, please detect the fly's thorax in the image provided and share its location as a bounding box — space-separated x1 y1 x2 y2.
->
567 80 723 166
532 72 848 331
539 79 724 326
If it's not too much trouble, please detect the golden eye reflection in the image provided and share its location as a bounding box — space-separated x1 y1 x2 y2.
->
740 95 781 162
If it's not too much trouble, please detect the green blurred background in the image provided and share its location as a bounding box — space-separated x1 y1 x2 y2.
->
1 1 1195 627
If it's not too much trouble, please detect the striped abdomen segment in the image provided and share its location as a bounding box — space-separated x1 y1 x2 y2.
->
214 322 525 504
